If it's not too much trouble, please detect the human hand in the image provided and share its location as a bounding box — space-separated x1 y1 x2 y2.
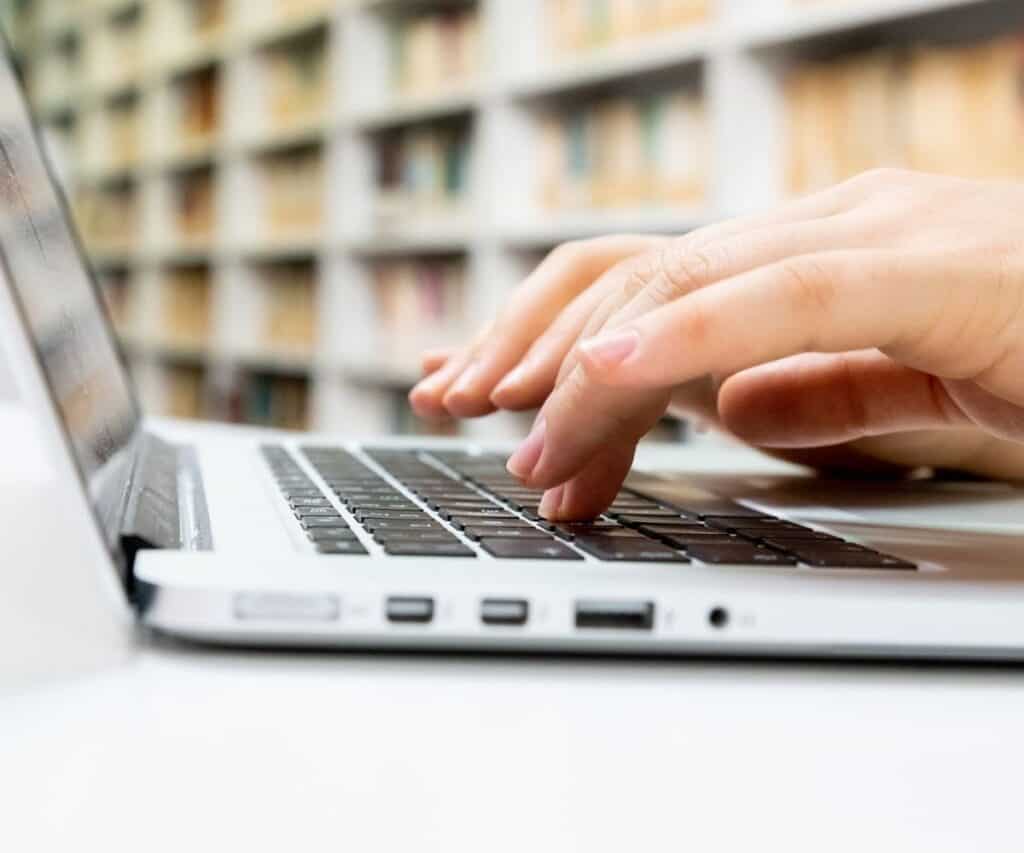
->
413 171 1024 519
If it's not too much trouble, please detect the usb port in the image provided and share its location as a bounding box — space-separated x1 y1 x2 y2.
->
575 599 655 631
481 598 529 626
386 597 434 624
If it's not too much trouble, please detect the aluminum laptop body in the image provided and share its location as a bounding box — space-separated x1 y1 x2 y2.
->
3 38 1024 659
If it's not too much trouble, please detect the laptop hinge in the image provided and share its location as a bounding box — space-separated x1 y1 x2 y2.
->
119 432 182 579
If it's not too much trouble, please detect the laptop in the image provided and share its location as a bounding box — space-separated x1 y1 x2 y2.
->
3 41 1024 659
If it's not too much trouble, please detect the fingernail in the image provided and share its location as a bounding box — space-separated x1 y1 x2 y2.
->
412 372 445 396
492 365 527 400
539 484 565 519
579 329 639 370
506 416 546 480
448 363 483 398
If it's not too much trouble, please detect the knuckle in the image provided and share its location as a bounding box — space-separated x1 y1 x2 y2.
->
659 240 729 299
843 167 913 198
778 257 837 317
546 239 590 269
679 299 713 346
612 253 660 305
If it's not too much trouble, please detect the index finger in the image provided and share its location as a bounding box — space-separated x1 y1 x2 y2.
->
577 249 969 390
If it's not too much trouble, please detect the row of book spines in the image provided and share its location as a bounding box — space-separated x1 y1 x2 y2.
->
16 0 314 52
236 374 310 430
374 262 466 327
148 362 312 427
546 0 710 55
392 399 460 438
786 36 1024 194
377 131 472 200
538 90 708 209
389 8 480 95
104 267 316 346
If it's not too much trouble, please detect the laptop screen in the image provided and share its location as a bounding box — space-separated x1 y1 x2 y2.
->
0 38 141 569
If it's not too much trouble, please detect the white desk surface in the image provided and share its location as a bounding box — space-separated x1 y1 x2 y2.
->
2 402 1024 853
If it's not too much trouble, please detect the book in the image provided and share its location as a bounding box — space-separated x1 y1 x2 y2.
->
172 166 216 246
264 33 329 130
546 0 710 56
176 66 220 152
75 182 138 253
389 7 480 99
262 262 318 354
375 122 471 228
163 364 206 420
785 35 1024 195
538 86 708 211
241 373 310 430
372 259 466 365
161 266 211 348
107 96 140 170
261 145 324 239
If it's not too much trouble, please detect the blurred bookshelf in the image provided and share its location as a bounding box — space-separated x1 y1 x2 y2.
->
4 0 1024 439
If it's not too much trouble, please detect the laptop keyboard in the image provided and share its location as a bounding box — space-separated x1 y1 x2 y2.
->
261 445 916 570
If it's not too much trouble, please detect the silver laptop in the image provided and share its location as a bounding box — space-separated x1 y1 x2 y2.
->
3 41 1024 659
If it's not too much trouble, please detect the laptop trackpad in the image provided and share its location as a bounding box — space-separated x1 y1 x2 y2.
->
742 477 1024 534
652 473 1024 534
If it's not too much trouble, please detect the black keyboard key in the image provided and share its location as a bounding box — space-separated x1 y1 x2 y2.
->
462 526 554 541
302 517 354 529
316 541 369 555
354 511 429 522
637 524 725 538
443 512 521 525
294 507 343 518
451 517 536 531
433 506 507 518
372 531 461 544
685 544 797 566
794 549 916 569
757 533 844 545
660 534 743 548
307 528 359 542
382 542 476 558
613 512 687 525
289 497 333 508
553 523 644 541
282 489 326 498
634 526 714 541
347 502 419 513
362 519 444 532
334 492 405 504
574 536 690 562
479 538 583 560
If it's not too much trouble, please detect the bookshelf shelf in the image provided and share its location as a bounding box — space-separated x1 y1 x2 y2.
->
340 362 422 390
733 0 1001 49
243 9 332 50
500 208 711 249
350 88 481 131
12 0 1024 439
504 27 713 100
346 233 473 257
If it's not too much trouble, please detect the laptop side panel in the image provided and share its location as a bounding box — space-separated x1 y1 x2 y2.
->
0 256 134 622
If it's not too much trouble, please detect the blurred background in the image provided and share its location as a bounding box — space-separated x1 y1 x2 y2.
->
1 0 1022 441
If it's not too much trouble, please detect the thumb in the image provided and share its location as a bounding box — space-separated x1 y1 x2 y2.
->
717 350 970 447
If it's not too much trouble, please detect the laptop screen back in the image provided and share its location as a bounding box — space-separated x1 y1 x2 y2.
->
0 38 141 568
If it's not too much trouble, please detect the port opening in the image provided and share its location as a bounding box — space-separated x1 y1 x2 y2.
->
575 599 655 631
481 598 529 627
386 597 434 624
708 607 729 629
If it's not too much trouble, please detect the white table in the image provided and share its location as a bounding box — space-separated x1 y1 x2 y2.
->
2 402 1023 853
